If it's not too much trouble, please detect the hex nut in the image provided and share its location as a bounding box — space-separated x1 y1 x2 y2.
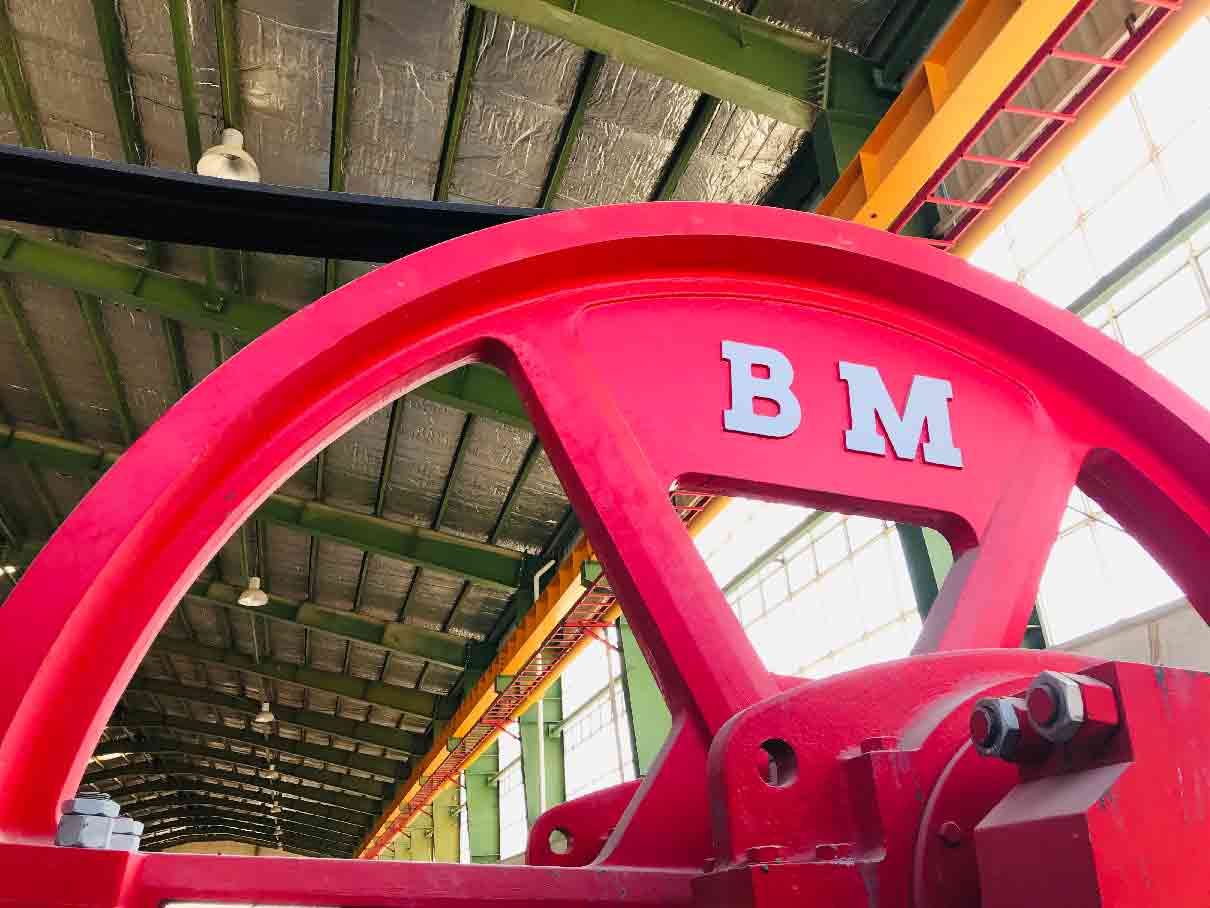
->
112 816 144 837
108 833 141 852
56 814 114 849
1027 671 1085 743
62 797 120 818
971 697 1023 759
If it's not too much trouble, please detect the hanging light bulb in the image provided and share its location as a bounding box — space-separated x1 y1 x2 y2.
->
2 565 17 575
263 760 280 781
252 701 275 726
239 576 269 607
270 801 282 815
197 128 261 183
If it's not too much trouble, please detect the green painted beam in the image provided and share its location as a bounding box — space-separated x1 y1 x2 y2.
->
0 424 525 591
464 742 500 863
762 48 885 211
105 710 406 778
432 784 461 863
434 6 486 202
539 51 604 207
167 0 204 165
125 677 427 754
154 636 439 722
257 494 523 591
213 0 242 130
192 579 468 672
95 765 380 814
0 279 74 438
125 796 365 839
0 3 44 147
165 0 205 397
115 787 371 831
650 95 719 201
520 679 565 827
468 0 827 127
76 294 136 444
0 226 532 427
895 524 953 621
91 0 146 165
616 616 669 776
87 740 389 799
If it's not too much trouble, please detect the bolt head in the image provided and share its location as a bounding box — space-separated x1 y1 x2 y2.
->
969 706 996 748
970 697 1022 759
938 821 963 848
1026 671 1085 742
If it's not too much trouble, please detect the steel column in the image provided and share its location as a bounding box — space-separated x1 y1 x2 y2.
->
616 617 670 777
465 742 501 863
520 680 565 827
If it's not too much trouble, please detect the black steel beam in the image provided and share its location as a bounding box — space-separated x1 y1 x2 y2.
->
0 145 540 262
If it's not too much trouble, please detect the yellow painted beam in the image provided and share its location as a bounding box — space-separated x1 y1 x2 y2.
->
817 0 1084 229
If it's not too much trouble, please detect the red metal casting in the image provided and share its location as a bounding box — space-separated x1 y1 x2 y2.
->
2 203 1210 905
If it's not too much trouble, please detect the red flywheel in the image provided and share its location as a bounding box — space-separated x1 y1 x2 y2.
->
1 204 1209 907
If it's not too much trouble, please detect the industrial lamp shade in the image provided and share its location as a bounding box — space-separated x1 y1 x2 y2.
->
197 128 261 183
252 701 275 726
239 576 269 607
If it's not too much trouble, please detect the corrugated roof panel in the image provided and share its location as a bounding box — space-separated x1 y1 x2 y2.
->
266 524 311 600
342 0 466 199
419 663 461 696
379 653 425 690
10 277 122 445
402 568 462 631
381 396 467 526
492 448 567 553
448 15 586 206
0 464 51 539
268 616 306 665
234 0 338 190
308 630 347 674
323 405 389 515
548 60 697 208
346 641 386 681
449 584 510 641
439 417 532 541
8 0 125 162
0 297 57 429
668 102 809 204
358 553 413 622
97 300 177 434
312 537 362 610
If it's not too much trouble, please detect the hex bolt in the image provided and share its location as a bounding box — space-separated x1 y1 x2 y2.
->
969 697 1051 763
57 793 141 851
1026 671 1120 744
